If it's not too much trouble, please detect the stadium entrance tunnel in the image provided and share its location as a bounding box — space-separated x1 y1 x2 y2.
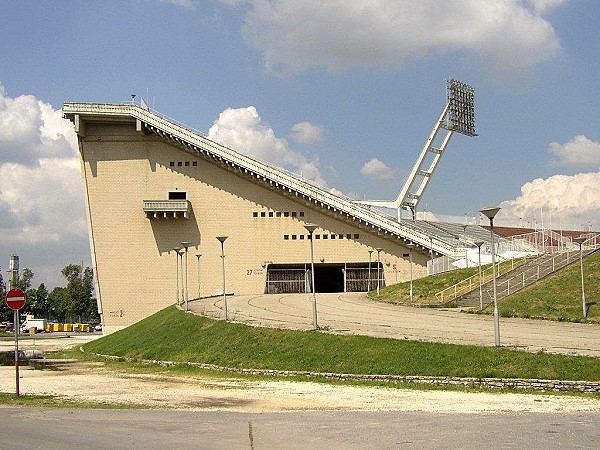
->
265 263 383 294
314 265 344 293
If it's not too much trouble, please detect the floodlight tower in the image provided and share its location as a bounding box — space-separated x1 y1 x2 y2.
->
355 79 477 220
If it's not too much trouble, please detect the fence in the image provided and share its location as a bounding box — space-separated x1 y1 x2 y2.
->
434 257 526 304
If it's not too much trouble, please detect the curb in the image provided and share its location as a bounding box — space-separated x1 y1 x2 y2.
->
85 350 600 393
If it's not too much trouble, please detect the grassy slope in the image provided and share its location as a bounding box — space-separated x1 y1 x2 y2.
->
373 260 522 306
376 251 599 323
372 266 480 305
84 306 600 381
494 251 600 322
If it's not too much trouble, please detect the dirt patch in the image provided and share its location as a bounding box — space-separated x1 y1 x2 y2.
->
1 334 599 413
1 362 599 414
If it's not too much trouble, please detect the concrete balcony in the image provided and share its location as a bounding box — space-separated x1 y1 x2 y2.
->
143 200 190 219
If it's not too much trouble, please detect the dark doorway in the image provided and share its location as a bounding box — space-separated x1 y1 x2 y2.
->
314 265 344 293
265 263 375 294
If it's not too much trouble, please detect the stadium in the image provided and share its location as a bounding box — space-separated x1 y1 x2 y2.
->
63 81 575 334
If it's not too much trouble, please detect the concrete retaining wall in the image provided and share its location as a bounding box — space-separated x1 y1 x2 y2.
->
90 352 600 393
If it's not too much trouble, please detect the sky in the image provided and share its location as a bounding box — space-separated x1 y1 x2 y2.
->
1 0 599 288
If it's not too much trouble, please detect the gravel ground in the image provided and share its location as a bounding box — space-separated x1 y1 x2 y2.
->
1 363 600 413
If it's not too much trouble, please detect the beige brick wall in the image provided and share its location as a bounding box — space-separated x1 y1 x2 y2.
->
80 121 427 333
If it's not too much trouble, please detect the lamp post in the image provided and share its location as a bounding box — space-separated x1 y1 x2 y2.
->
367 249 373 292
429 237 434 275
480 207 501 347
475 241 484 310
181 241 191 311
462 224 469 268
407 243 414 302
195 253 202 299
573 236 587 319
174 247 181 306
375 247 383 297
178 250 185 305
304 224 318 330
216 236 228 321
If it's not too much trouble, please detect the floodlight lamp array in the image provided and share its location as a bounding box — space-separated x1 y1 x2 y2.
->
445 79 477 137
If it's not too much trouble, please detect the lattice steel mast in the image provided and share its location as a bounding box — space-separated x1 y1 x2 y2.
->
355 79 477 220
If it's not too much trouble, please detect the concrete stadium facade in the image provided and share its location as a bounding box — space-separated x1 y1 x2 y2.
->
64 103 457 334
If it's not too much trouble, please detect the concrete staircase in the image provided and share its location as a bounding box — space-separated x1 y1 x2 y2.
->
456 249 596 308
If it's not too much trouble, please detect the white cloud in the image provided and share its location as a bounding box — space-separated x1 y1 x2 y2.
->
218 0 248 6
360 158 395 180
499 172 600 229
240 0 561 85
549 135 600 168
527 0 569 14
0 159 86 245
0 84 76 167
159 0 196 9
0 83 87 287
208 106 327 186
290 121 323 144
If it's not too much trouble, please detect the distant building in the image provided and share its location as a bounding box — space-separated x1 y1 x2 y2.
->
63 103 482 334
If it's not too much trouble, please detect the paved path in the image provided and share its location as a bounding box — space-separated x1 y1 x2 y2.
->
190 293 600 357
2 408 600 450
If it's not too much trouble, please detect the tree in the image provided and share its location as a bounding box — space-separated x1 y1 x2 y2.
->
48 287 68 322
0 269 33 323
60 264 97 323
3 268 38 321
0 272 8 322
14 268 34 291
26 283 50 319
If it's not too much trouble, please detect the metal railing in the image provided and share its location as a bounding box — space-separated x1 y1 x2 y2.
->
490 251 581 299
143 200 189 212
437 236 600 306
504 229 573 254
64 102 459 256
434 256 525 304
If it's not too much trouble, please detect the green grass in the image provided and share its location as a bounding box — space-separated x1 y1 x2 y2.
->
83 306 600 382
492 251 600 323
374 250 600 324
372 259 524 306
0 392 144 409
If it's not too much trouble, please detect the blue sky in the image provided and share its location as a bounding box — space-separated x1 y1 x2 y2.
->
1 0 599 287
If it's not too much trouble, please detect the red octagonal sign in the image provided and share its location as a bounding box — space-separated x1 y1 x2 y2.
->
6 288 26 311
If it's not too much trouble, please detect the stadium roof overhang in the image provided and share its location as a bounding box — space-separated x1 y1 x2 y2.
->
63 102 464 257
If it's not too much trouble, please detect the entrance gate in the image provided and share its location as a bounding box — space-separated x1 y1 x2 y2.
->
265 267 308 294
265 263 384 294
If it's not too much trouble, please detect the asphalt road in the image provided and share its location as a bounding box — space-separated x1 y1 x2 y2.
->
191 292 600 357
1 408 599 449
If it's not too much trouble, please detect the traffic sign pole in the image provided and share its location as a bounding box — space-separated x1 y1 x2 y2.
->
6 288 27 397
14 309 19 397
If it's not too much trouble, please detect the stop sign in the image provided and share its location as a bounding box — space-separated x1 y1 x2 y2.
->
6 288 26 310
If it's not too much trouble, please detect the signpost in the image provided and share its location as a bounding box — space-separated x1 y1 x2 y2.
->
6 288 26 310
6 288 26 397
